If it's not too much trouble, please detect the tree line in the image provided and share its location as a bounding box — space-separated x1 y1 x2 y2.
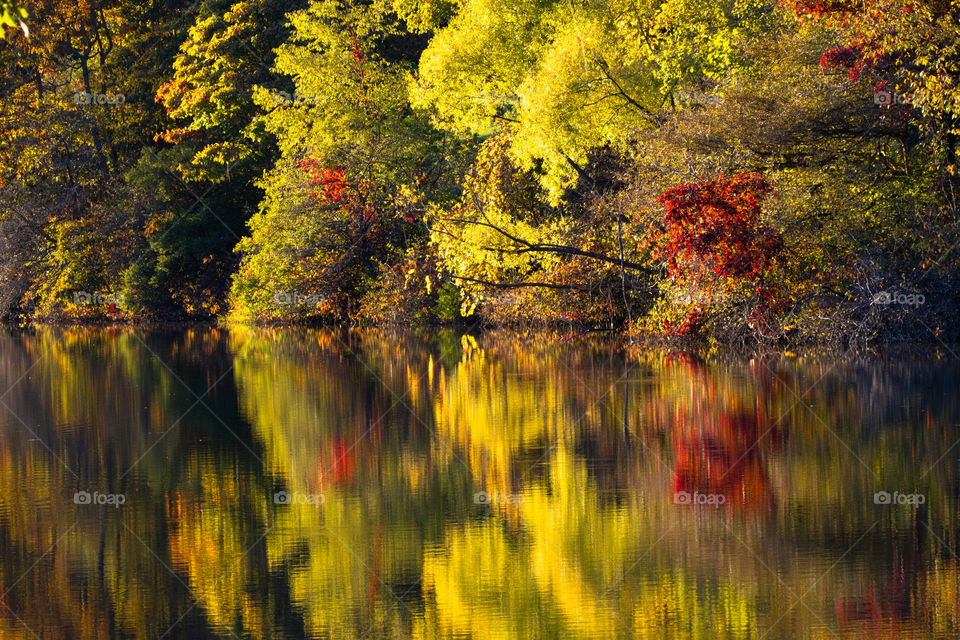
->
2 0 959 344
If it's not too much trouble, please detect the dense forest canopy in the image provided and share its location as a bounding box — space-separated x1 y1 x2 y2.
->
1 0 959 345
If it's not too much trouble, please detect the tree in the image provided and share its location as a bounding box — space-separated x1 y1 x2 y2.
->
155 0 308 184
0 0 186 320
411 0 779 200
430 132 658 325
625 22 959 343
652 173 783 337
122 0 308 317
229 0 460 323
783 0 960 177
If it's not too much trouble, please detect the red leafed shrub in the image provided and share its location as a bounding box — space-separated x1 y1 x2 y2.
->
820 44 895 81
820 44 866 79
664 310 705 338
348 32 370 107
316 168 349 203
297 159 378 224
658 173 782 282
350 36 366 68
654 174 784 337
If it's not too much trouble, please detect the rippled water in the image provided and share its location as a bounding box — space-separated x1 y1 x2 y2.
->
0 327 957 639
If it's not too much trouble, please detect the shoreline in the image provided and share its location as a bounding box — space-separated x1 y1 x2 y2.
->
7 318 959 358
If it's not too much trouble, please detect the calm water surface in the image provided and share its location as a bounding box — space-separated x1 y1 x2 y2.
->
0 328 958 639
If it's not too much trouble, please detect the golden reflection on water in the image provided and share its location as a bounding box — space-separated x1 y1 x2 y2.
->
0 327 956 638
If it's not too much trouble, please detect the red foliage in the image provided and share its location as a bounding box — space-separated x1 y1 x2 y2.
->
657 173 784 336
671 432 773 512
329 440 356 484
350 38 366 67
782 0 859 21
298 159 379 224
298 159 351 204
664 310 704 337
349 32 370 108
820 44 867 79
658 173 782 282
317 168 349 203
154 127 205 145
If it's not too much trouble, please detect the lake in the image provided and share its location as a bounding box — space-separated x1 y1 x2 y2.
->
0 327 957 639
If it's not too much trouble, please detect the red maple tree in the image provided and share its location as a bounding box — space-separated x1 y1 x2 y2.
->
657 173 784 335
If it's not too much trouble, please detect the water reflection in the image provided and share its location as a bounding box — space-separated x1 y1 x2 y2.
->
0 327 956 638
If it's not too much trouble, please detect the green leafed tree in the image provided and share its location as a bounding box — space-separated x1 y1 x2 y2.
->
783 0 960 176
121 0 309 318
230 0 462 323
0 0 192 320
411 0 779 200
155 0 307 183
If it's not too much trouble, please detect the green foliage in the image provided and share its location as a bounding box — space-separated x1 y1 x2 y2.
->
156 0 304 183
786 0 960 159
230 0 462 324
256 0 444 180
623 22 960 343
431 133 567 302
0 0 958 344
411 0 779 200
430 132 658 326
391 0 459 33
0 0 190 320
434 280 463 321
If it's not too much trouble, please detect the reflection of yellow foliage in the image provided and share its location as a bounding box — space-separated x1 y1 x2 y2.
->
924 561 960 637
432 348 568 504
2 329 958 639
167 454 270 638
422 524 531 640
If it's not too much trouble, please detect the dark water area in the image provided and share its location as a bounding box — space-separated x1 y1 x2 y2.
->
0 327 958 639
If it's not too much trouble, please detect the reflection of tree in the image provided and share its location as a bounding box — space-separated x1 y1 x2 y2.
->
422 341 765 638
833 533 960 639
662 354 782 513
0 328 266 639
232 327 472 639
166 451 273 638
0 329 960 638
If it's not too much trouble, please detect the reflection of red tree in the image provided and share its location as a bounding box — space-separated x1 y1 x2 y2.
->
667 354 781 513
671 416 775 513
835 548 918 637
309 437 359 492
305 395 396 493
835 589 906 634
330 440 356 484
